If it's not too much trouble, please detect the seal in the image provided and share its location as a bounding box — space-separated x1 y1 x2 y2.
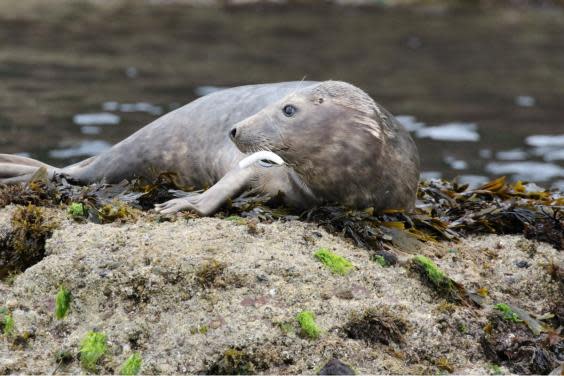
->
0 81 420 215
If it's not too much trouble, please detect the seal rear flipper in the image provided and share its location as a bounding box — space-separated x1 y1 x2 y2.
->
0 153 59 184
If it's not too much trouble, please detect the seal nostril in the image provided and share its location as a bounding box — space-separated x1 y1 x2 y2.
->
230 128 237 139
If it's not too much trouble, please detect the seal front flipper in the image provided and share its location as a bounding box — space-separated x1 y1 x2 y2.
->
154 166 256 216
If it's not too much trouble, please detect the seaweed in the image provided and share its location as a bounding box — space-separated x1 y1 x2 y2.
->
68 202 87 219
412 256 450 287
190 325 209 335
79 331 107 371
55 286 71 320
119 353 142 375
435 357 454 373
488 364 503 375
0 204 57 279
95 201 139 223
303 177 562 252
208 348 256 375
276 321 294 336
1 173 562 252
131 172 196 210
225 215 246 224
296 310 321 339
196 259 226 288
314 248 353 276
0 168 63 208
481 310 559 374
373 255 388 267
343 308 408 346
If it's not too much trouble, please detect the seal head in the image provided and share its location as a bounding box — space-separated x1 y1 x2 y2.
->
230 81 420 212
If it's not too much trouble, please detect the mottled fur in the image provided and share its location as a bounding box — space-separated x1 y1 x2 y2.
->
0 81 420 215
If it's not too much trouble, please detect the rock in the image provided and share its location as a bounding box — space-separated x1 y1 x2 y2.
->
0 207 561 374
318 358 355 375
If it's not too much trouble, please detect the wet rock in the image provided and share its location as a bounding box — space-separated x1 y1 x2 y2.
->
318 358 355 375
0 209 560 374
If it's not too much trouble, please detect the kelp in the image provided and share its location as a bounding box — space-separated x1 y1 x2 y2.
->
1 174 561 250
0 168 62 208
481 308 559 374
300 176 562 251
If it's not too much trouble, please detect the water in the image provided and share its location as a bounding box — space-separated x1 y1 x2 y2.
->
0 3 563 189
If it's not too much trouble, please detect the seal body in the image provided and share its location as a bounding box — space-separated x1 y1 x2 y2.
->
0 81 420 215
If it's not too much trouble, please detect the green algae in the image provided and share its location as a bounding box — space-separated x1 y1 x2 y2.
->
411 255 471 304
314 248 352 275
68 202 86 218
413 255 450 287
494 303 522 323
296 310 321 339
373 255 388 267
1 314 15 336
119 353 142 375
79 331 107 371
55 286 71 320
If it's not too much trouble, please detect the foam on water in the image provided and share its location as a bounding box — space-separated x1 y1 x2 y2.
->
496 149 528 161
73 113 121 126
485 161 564 182
395 115 425 132
444 156 468 170
420 171 442 180
515 95 536 107
525 134 564 147
541 148 564 162
415 122 480 142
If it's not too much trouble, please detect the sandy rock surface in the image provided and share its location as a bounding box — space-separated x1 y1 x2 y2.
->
0 205 561 374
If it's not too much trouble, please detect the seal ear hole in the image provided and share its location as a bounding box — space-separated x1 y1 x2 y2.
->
317 98 324 104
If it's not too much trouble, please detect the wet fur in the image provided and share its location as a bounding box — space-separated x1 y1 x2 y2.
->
0 81 419 214
231 81 420 211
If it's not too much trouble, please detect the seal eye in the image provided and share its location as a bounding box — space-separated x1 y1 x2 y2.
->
282 105 297 117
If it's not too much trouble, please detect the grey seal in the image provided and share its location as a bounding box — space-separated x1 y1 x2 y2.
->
0 81 420 215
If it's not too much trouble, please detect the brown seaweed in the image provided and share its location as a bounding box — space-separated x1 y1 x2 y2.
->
1 175 562 252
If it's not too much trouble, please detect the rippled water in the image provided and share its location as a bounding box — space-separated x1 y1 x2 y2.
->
0 3 563 189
